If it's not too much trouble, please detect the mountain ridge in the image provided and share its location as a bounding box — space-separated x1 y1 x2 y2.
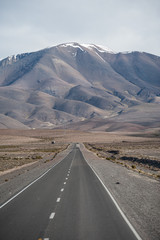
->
0 42 160 131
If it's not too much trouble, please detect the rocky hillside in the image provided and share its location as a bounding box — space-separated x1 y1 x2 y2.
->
0 42 160 130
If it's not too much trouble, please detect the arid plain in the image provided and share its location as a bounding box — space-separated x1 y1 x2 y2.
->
0 129 159 179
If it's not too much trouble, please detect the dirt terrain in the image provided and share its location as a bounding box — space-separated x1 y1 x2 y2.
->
85 140 160 180
0 129 69 174
0 129 159 178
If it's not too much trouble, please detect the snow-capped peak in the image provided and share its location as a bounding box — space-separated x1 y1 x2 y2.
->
59 42 84 51
0 55 18 66
58 42 116 54
7 55 17 61
81 44 116 54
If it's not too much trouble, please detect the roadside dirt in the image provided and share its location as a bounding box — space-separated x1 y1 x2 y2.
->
0 131 68 174
84 140 160 180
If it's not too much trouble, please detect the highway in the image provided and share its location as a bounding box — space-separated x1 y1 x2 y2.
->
0 144 141 240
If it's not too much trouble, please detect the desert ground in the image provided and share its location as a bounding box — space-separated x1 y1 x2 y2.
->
0 129 159 179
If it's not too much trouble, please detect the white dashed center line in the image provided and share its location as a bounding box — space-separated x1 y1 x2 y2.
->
40 160 75 240
56 198 61 202
49 212 55 219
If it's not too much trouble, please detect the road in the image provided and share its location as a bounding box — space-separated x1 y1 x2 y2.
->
0 144 141 240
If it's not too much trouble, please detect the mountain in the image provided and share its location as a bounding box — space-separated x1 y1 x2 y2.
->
0 42 160 131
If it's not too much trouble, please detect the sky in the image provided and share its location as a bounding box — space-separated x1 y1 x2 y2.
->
0 0 160 59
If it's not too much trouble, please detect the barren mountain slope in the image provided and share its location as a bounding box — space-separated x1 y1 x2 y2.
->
0 43 160 130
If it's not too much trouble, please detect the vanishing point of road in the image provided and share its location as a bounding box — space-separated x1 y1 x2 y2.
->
0 144 142 240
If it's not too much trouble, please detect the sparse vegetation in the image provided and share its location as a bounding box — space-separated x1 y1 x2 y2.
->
0 133 68 172
131 165 136 169
0 145 19 149
32 155 43 160
33 148 60 153
85 141 160 180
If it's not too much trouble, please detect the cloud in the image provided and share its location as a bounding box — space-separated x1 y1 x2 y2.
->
0 0 160 58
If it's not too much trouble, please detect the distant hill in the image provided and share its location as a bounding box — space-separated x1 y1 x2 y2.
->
0 42 160 131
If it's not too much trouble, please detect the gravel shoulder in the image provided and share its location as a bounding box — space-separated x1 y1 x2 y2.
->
80 143 160 240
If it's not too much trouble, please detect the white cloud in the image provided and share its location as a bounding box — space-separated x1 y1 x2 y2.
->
0 0 160 58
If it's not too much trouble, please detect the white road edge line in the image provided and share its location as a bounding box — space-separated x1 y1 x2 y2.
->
57 198 61 202
0 156 67 209
83 153 142 240
64 182 66 184
61 188 64 192
44 238 49 240
49 212 55 219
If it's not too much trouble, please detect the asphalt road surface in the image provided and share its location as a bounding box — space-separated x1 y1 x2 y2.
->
0 144 142 240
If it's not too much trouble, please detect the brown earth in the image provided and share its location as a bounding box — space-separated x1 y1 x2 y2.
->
0 129 159 178
84 140 160 180
0 129 69 174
